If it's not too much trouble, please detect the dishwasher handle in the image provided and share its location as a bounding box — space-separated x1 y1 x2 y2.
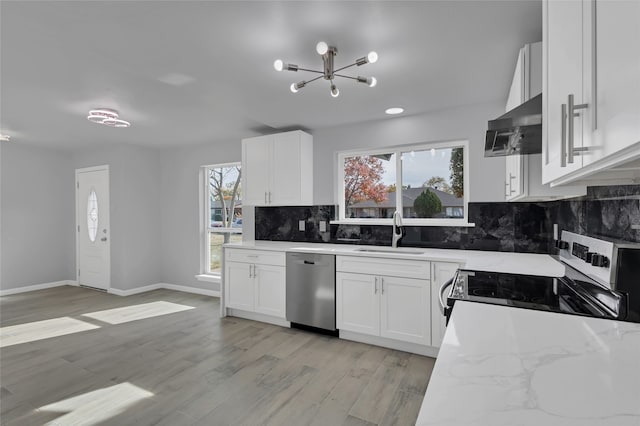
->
303 260 315 265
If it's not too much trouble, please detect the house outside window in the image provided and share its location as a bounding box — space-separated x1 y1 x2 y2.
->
204 163 243 275
337 140 470 226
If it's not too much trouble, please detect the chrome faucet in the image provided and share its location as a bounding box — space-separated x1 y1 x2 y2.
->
392 211 404 248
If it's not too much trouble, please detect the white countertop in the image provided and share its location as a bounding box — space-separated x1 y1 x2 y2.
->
223 241 566 277
416 301 640 426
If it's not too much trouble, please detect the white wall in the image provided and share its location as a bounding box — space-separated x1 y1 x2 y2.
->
72 144 162 291
311 101 506 205
0 142 75 290
159 140 241 293
0 100 505 294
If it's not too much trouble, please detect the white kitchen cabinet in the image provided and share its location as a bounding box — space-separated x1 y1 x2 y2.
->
224 248 286 319
588 0 640 165
241 130 313 206
380 275 430 345
336 256 431 346
542 0 590 184
336 272 379 336
430 262 458 348
225 261 254 311
254 264 286 318
505 42 585 201
542 0 640 187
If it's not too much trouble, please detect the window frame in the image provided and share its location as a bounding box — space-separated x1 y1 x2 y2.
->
335 139 473 227
200 162 243 277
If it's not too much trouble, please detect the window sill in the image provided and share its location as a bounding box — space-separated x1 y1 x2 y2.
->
330 219 475 227
195 274 221 284
209 228 242 234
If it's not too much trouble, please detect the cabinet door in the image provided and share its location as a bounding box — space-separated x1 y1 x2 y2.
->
588 0 640 165
270 131 303 205
505 155 524 200
380 276 430 345
431 262 458 348
336 272 379 336
242 135 272 205
254 265 286 318
225 261 254 311
543 0 586 183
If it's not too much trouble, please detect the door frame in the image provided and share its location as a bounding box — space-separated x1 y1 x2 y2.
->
75 165 111 290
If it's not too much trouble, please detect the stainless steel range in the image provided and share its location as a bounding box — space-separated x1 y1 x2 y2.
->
442 231 640 324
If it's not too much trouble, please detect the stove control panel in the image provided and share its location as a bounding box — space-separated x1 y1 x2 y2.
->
559 231 614 288
570 242 610 267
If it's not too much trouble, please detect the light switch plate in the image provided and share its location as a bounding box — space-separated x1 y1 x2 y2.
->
299 220 305 231
319 221 327 233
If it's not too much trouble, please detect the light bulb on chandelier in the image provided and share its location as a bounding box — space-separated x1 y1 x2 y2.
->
275 41 378 97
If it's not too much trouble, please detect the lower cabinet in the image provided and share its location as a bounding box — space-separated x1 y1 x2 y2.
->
224 249 286 319
336 271 431 346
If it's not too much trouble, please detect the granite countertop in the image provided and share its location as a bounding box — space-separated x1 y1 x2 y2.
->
223 240 566 277
416 301 640 426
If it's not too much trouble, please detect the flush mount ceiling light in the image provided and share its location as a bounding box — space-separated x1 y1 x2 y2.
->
385 107 404 115
87 108 131 128
274 41 378 98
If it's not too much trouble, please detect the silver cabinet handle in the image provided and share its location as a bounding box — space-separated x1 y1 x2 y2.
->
505 182 509 197
508 173 516 194
561 103 567 167
264 192 267 204
101 237 107 242
381 277 384 294
374 276 378 294
268 191 272 204
567 94 589 164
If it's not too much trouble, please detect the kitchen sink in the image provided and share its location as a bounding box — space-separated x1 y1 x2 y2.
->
353 247 425 255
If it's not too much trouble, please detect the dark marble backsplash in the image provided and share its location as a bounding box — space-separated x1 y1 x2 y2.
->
255 185 640 253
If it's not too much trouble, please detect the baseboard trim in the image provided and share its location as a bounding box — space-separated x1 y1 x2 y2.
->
1 281 218 298
108 284 163 297
339 330 440 357
162 283 220 298
0 280 76 296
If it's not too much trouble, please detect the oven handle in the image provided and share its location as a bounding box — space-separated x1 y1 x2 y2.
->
439 278 454 315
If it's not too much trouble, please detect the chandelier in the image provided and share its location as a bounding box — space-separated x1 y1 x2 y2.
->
274 41 378 98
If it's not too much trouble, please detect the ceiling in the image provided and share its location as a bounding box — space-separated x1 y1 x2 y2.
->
0 1 542 150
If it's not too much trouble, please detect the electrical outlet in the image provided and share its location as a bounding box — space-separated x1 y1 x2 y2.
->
299 220 305 231
319 221 327 233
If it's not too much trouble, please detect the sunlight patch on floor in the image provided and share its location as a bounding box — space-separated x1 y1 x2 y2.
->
0 317 100 348
81 301 195 324
38 382 154 425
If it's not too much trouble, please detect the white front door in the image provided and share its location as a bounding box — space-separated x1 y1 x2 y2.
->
77 166 110 291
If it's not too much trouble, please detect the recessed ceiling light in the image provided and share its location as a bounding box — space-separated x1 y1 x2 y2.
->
87 108 131 128
385 107 404 115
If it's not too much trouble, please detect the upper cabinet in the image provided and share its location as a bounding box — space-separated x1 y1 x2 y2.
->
542 0 640 187
242 130 314 206
505 42 585 201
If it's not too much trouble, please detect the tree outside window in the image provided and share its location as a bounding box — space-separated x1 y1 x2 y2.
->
207 163 242 274
340 142 467 223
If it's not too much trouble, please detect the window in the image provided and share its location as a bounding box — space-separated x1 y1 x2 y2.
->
203 163 243 275
337 140 470 225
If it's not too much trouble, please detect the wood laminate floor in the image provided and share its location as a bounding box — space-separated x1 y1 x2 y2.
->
0 287 436 426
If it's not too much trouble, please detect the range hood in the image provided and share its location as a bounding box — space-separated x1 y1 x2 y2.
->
485 93 542 157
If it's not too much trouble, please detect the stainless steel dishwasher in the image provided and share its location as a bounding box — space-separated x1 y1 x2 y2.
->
286 252 336 332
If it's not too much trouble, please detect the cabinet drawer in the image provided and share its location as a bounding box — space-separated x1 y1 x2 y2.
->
225 249 285 266
336 256 430 280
